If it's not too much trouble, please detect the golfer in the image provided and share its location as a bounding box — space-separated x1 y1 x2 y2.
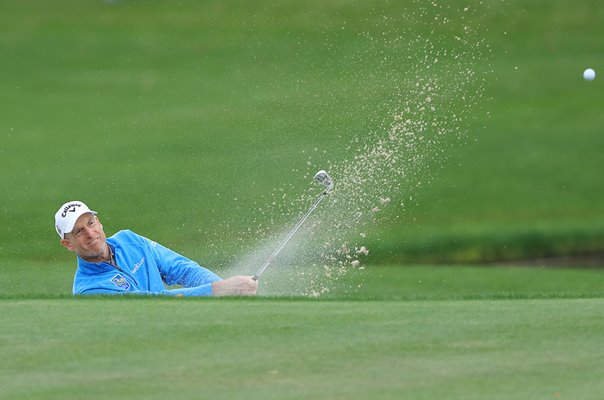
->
55 200 258 296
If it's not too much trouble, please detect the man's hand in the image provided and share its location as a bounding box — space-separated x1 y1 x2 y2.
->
212 275 258 296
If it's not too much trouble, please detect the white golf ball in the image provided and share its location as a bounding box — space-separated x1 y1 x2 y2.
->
583 68 596 81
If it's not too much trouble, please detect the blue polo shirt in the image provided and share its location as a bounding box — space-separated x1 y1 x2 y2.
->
73 230 222 296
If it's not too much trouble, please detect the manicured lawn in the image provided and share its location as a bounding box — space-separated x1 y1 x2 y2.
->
1 296 603 400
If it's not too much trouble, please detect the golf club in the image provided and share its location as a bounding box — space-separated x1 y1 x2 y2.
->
251 170 334 281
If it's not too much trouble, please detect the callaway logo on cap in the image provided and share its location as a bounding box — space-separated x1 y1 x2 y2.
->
54 201 97 239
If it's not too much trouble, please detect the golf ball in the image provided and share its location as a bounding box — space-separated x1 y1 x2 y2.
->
583 68 596 81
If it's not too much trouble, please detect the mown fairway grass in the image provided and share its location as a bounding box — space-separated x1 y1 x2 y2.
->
1 296 604 400
2 266 604 399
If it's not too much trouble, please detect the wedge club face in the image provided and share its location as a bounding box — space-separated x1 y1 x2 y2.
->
314 170 334 192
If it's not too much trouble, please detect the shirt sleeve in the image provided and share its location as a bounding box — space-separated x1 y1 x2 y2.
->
78 285 214 297
144 236 223 288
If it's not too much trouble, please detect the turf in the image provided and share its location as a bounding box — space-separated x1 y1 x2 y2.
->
2 265 604 399
1 296 604 400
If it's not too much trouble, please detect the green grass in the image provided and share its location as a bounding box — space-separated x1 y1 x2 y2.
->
2 2 604 397
3 262 604 399
3 264 604 399
344 265 604 300
1 0 603 265
2 295 604 400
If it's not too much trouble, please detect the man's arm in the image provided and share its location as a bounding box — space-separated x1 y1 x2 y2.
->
144 237 222 288
77 276 256 297
143 236 258 296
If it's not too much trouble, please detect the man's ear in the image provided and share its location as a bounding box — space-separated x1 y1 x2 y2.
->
60 238 75 252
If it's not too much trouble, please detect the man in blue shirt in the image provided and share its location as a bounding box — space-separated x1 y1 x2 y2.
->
55 200 258 296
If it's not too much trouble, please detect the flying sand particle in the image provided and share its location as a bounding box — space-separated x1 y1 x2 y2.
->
379 197 391 205
356 246 369 256
220 2 490 297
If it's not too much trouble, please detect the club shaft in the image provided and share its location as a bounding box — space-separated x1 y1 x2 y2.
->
252 190 328 280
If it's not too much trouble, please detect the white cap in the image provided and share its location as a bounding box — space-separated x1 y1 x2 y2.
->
55 201 97 239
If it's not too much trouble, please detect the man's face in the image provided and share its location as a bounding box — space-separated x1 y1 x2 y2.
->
60 213 108 261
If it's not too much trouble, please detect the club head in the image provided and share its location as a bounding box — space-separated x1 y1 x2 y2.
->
314 170 334 192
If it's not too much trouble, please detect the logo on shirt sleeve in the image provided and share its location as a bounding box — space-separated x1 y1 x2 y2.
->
132 257 145 274
111 274 131 290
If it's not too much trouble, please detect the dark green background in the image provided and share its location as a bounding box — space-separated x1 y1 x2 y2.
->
1 0 603 272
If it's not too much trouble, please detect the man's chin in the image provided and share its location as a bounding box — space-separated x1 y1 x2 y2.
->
80 243 108 261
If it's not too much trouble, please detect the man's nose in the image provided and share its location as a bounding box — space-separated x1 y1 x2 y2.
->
82 226 95 238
